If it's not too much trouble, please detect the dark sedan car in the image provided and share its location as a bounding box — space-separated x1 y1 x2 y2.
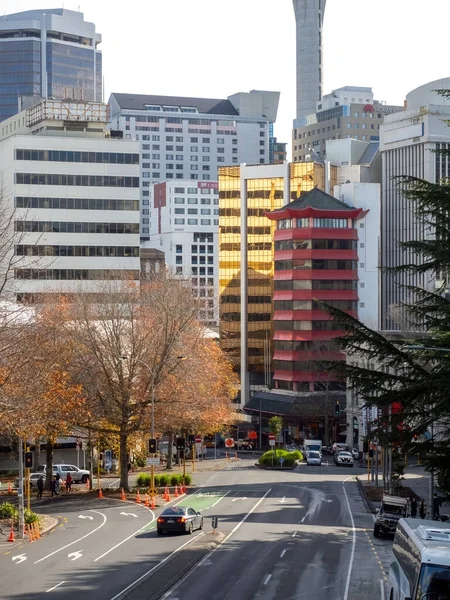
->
157 506 203 535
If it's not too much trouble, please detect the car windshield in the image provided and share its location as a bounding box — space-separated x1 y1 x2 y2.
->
340 452 352 457
417 564 450 599
382 503 405 515
309 452 320 458
162 507 186 516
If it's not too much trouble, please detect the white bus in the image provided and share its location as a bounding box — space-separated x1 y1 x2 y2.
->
388 518 450 600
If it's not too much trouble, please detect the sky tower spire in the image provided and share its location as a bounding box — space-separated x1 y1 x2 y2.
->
292 0 326 119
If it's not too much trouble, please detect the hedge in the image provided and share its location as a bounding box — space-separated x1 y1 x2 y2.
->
258 449 303 468
0 501 41 525
136 473 191 488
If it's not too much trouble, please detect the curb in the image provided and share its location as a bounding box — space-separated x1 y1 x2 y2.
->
356 476 376 514
39 514 59 536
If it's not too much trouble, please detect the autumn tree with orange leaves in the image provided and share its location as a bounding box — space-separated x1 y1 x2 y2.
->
45 276 238 490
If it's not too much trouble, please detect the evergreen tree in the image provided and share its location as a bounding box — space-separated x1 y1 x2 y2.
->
325 171 450 494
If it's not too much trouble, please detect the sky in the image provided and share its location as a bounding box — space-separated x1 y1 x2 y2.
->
3 0 450 154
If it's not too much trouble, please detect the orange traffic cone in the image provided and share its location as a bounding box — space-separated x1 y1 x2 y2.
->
7 482 12 493
150 496 156 509
7 525 15 542
135 490 141 503
86 478 90 490
98 488 104 499
174 485 179 498
144 494 149 507
121 488 126 501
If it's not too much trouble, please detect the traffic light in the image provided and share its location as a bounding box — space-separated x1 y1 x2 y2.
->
187 434 195 445
148 438 157 454
334 402 340 416
24 452 33 469
176 437 185 451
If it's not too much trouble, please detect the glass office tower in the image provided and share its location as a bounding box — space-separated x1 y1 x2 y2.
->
219 162 337 404
0 9 102 121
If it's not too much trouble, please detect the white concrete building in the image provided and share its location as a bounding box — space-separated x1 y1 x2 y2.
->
328 138 382 329
0 99 140 300
108 90 280 240
147 180 219 326
380 77 450 329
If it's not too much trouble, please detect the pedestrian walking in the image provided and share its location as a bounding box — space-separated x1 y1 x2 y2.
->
50 477 57 497
65 472 72 493
410 497 418 518
55 473 61 495
433 493 441 520
419 499 426 519
36 475 44 499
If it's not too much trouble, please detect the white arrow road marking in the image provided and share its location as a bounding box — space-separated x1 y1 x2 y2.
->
12 554 27 564
35 510 107 564
120 512 138 518
231 497 248 502
78 515 94 520
279 497 287 503
321 498 333 503
67 550 83 561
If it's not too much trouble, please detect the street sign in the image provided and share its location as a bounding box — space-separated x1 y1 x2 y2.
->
225 438 234 448
248 431 258 440
104 450 112 470
195 435 202 444
268 434 275 440
279 457 285 465
146 457 159 466
269 439 275 447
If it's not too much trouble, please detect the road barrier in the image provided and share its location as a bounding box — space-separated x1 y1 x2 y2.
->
98 488 104 499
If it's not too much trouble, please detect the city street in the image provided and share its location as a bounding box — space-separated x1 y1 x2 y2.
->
0 459 394 600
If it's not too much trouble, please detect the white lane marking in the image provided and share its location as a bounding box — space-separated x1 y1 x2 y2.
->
380 579 385 600
292 532 297 537
231 497 248 502
342 477 357 600
211 491 230 507
279 496 286 503
94 509 155 562
106 479 120 488
12 553 27 564
46 581 65 593
67 550 83 561
280 549 287 558
300 516 306 523
108 533 204 600
119 512 138 518
78 515 93 520
35 510 107 564
160 489 272 600
263 574 272 585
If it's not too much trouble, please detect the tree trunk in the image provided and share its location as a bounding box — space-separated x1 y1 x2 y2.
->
34 439 41 472
45 440 53 490
324 411 329 447
166 432 174 470
119 432 129 491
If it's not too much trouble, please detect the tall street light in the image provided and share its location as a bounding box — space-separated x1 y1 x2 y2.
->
403 344 450 517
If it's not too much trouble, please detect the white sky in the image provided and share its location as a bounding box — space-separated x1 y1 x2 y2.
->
3 0 450 154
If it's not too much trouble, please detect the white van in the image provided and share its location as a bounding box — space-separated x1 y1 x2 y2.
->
388 518 450 600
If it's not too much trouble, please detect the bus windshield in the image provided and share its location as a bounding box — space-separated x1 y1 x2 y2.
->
416 563 450 599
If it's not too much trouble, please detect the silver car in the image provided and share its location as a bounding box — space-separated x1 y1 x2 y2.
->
306 451 322 466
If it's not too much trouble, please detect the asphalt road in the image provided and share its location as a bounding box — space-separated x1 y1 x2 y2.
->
0 459 394 600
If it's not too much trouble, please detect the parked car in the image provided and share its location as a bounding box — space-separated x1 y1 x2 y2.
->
306 451 322 466
351 448 360 460
334 451 354 467
157 506 203 535
14 472 44 489
373 495 408 538
34 464 90 483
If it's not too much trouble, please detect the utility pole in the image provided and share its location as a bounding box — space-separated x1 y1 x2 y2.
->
18 439 24 539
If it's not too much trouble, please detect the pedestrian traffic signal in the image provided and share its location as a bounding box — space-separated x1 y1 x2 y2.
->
334 402 340 416
148 438 157 453
24 452 33 469
176 437 185 451
187 434 195 445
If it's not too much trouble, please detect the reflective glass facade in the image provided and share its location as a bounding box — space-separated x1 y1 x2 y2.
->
47 42 101 102
0 40 41 121
219 162 336 387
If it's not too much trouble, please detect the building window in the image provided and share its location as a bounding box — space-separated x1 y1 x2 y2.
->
360 302 365 308
188 219 198 225
174 218 185 224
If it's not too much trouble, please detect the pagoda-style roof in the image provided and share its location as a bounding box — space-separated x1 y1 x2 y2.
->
266 187 366 221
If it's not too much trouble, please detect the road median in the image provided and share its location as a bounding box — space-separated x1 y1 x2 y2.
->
120 531 225 600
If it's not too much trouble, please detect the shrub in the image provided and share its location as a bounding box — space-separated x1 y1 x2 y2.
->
136 474 151 487
184 474 192 485
258 450 300 468
158 474 169 486
0 501 17 520
24 509 40 525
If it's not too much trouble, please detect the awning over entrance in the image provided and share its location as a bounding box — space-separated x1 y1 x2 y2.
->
244 390 346 419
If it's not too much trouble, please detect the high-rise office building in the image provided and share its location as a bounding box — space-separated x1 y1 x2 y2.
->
293 86 403 163
380 78 450 329
0 99 140 301
292 0 326 120
0 9 102 122
108 90 280 241
219 161 337 406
